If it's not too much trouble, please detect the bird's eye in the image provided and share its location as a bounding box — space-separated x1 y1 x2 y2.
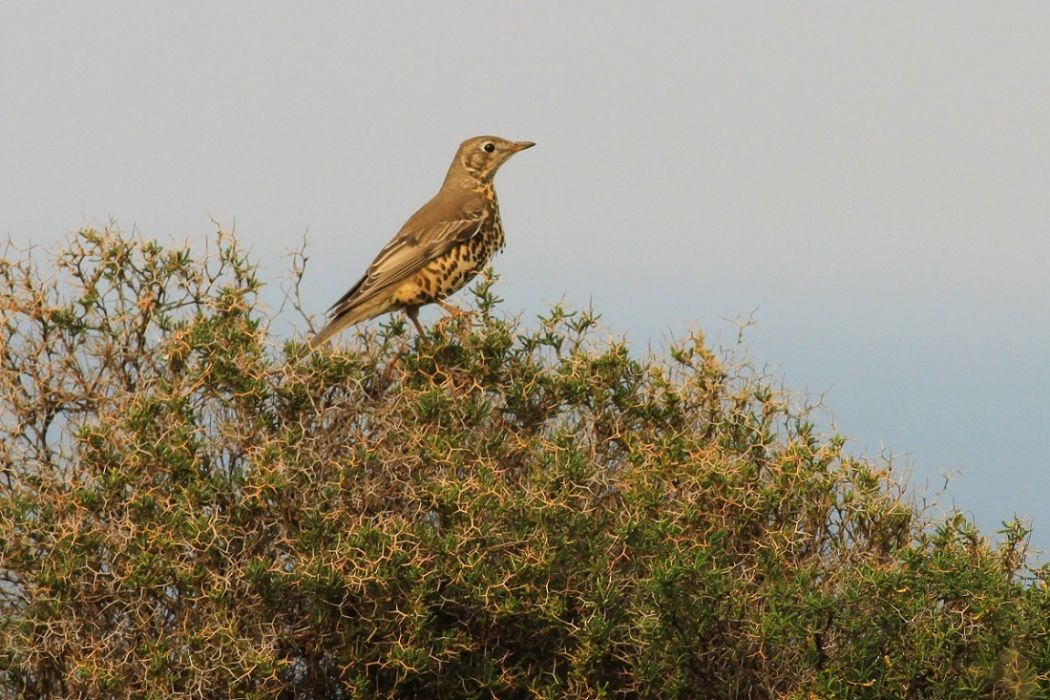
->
482 142 495 153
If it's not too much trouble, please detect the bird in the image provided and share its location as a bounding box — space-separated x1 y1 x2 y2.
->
310 135 534 347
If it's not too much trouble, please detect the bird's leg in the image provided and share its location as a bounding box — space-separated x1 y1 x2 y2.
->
379 353 401 385
437 300 467 317
405 306 426 336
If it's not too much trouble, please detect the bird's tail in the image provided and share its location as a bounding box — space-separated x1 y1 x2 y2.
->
308 298 391 349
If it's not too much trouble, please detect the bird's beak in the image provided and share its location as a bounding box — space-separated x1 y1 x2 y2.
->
511 141 535 152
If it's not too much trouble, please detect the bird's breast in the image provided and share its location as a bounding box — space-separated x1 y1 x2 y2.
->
393 216 504 307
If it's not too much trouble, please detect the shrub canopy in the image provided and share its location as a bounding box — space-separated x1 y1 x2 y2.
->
1 229 1047 698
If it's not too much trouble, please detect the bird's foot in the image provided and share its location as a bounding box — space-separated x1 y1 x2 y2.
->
438 302 476 331
437 301 469 317
379 353 400 383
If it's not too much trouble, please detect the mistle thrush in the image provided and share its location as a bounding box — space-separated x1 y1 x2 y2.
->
311 135 534 346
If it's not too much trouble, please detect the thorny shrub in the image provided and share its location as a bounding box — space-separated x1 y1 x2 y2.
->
0 228 1048 699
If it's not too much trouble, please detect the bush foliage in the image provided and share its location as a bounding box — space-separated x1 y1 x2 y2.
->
1 229 1048 698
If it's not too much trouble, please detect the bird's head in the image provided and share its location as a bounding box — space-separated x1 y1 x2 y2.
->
448 135 534 184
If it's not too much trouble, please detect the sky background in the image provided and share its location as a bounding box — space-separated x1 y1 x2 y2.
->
2 3 1048 553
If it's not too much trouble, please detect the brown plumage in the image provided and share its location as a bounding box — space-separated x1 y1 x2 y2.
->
310 135 534 347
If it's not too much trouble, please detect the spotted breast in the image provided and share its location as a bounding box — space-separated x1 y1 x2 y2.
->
393 189 505 307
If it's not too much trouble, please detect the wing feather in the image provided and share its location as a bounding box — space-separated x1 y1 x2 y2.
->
326 215 483 318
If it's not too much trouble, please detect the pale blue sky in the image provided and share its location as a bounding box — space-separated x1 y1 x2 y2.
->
2 3 1048 553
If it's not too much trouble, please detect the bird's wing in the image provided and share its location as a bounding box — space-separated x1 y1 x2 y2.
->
327 214 483 317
